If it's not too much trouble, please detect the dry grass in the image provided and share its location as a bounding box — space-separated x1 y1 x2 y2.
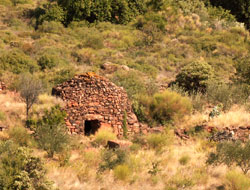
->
208 106 250 129
0 91 25 127
43 135 229 190
178 112 208 130
32 93 65 118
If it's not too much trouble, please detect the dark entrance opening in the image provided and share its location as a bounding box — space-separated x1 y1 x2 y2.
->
84 120 101 136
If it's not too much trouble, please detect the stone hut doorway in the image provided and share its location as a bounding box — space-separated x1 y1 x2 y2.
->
84 120 101 136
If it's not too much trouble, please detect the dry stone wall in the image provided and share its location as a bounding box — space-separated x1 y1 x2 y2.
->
52 72 140 137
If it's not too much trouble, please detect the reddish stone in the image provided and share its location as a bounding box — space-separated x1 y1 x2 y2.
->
52 73 141 137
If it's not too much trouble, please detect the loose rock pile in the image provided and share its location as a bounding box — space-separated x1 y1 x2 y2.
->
210 126 250 142
0 82 6 92
175 125 250 142
52 72 140 137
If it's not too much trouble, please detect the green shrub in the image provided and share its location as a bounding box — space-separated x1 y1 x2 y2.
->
235 57 250 85
38 3 65 24
82 33 104 49
190 92 206 112
58 149 70 167
129 143 141 152
207 141 250 174
51 67 76 85
8 126 34 147
206 81 232 110
209 0 250 29
175 61 214 93
207 5 236 23
148 161 161 176
206 82 250 110
134 12 166 45
99 149 127 172
114 164 131 181
35 105 69 158
0 50 38 74
57 0 146 25
179 154 191 165
166 172 194 189
38 54 57 70
11 0 32 6
0 141 53 190
38 21 65 34
122 111 128 139
93 129 116 147
112 70 146 99
132 97 150 123
0 111 6 121
136 90 192 125
226 170 250 190
147 133 168 151
0 0 12 6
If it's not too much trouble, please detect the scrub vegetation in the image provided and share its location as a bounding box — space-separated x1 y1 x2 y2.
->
1 0 250 189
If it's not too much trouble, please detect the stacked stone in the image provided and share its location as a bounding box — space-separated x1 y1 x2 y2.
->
0 82 6 92
175 125 250 142
52 72 140 137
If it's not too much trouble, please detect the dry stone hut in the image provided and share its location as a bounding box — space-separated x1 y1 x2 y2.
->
52 72 140 137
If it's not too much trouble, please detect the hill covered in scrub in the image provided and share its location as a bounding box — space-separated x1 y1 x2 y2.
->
1 0 250 189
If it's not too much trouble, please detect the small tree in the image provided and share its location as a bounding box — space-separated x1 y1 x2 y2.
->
207 141 250 174
35 105 69 158
0 141 52 190
175 61 214 93
18 73 43 122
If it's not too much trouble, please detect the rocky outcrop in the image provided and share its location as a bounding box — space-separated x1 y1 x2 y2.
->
52 72 140 137
175 125 250 142
0 82 6 92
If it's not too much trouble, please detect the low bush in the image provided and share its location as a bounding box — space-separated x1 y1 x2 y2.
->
0 50 38 74
129 143 141 152
235 57 250 85
134 11 166 45
148 161 161 176
135 90 192 125
38 21 65 34
99 149 127 172
37 54 57 70
147 133 168 151
8 126 34 147
35 105 69 158
207 141 250 174
179 154 191 165
190 92 206 112
83 33 104 49
0 0 12 6
11 0 32 6
0 141 53 190
112 70 146 99
226 170 250 190
58 148 70 167
93 129 116 147
0 111 6 121
206 82 250 110
175 61 214 93
51 67 76 85
114 164 131 181
38 3 65 24
166 172 194 189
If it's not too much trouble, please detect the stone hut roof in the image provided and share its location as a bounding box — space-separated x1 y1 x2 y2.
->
52 72 140 137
